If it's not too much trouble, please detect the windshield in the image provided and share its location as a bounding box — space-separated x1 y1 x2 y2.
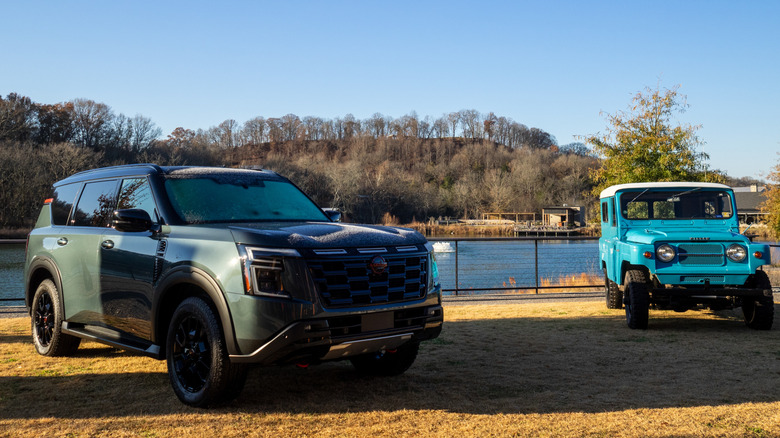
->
619 189 733 220
164 174 329 223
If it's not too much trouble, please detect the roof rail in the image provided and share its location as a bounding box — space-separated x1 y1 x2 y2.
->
68 163 163 178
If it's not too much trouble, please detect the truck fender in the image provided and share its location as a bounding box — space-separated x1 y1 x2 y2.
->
153 266 240 356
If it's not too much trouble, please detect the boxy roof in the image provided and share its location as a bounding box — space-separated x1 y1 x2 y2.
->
599 182 731 199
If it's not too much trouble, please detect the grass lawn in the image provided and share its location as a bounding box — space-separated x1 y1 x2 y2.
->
2 301 780 437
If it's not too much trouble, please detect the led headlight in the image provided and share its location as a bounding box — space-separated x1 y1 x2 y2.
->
656 244 675 262
726 244 747 262
240 246 300 298
425 242 441 289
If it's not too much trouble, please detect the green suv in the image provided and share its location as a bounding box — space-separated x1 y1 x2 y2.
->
24 164 443 407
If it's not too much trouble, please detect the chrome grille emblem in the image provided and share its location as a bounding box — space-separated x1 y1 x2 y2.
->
368 255 388 275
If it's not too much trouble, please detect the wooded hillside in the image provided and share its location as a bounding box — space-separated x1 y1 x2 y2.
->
0 92 602 229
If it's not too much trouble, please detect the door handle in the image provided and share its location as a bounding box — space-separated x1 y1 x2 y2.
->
101 240 115 249
57 237 68 246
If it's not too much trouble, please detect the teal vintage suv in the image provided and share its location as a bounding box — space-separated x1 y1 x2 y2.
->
25 164 443 407
599 182 773 330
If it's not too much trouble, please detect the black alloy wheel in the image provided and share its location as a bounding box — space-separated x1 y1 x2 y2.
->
171 315 212 393
30 279 80 356
166 297 247 407
34 289 55 347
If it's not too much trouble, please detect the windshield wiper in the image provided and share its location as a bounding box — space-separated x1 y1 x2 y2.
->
627 189 649 204
668 187 701 199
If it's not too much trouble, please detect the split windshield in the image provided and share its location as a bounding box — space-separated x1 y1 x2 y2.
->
619 189 733 220
163 173 329 223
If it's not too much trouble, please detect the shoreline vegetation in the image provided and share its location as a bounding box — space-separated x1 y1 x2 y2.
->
2 93 776 242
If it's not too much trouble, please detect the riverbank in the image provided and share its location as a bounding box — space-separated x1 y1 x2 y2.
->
404 221 601 237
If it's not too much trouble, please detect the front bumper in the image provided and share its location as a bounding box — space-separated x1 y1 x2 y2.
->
229 304 443 364
651 286 772 298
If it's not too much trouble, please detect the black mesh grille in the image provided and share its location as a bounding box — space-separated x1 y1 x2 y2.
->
309 253 428 308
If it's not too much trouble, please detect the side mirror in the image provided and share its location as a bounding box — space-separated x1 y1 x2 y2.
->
113 209 153 232
322 208 342 222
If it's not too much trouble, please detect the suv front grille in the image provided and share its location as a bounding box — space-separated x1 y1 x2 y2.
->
677 243 724 265
308 252 428 308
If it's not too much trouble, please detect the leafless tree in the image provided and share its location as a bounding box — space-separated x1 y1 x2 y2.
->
130 115 161 151
70 98 114 150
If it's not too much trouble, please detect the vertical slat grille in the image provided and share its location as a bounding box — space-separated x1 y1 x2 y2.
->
677 243 724 265
309 252 428 308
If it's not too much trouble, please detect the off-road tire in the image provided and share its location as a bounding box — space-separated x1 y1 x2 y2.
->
166 297 248 408
350 342 419 376
31 279 81 356
623 270 649 330
743 271 774 330
605 269 622 309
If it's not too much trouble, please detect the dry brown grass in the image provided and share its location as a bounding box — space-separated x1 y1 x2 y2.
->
539 272 604 292
406 221 517 237
3 301 780 437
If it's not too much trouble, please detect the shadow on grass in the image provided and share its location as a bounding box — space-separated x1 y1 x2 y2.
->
0 333 30 344
2 305 780 419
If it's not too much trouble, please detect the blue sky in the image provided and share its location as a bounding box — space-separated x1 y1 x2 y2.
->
2 0 778 179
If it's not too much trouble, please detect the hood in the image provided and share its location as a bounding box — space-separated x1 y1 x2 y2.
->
624 228 748 245
228 222 427 248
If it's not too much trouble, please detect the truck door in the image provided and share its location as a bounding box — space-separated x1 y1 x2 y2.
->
99 177 161 340
61 179 120 325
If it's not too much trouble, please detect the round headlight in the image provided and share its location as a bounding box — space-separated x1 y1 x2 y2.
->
726 244 747 262
656 244 675 263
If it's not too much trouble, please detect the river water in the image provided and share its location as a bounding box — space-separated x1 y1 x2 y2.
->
430 239 601 293
0 244 25 304
2 240 778 304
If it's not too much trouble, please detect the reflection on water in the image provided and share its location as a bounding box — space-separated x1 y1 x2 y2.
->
433 240 601 294
0 244 25 303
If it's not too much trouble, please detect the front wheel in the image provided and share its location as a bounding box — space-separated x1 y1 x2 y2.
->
350 342 419 376
31 279 80 356
624 270 649 330
166 297 247 407
743 271 774 330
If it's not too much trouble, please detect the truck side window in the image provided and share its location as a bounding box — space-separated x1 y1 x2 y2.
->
51 183 81 226
118 178 158 222
71 180 119 227
611 198 617 226
601 201 608 223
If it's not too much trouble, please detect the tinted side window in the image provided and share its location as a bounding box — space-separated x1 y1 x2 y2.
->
118 178 157 221
71 180 119 227
51 183 81 226
611 198 616 226
601 201 608 223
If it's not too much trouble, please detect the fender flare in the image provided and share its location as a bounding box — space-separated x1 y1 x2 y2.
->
153 266 239 355
25 256 65 313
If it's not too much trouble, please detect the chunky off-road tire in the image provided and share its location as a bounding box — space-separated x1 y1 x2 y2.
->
350 342 419 376
166 297 248 408
31 279 81 356
605 269 622 309
743 271 774 330
623 270 649 330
